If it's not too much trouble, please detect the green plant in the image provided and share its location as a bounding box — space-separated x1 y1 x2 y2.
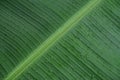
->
0 0 120 80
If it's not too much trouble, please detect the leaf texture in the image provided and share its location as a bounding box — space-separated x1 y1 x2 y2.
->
0 0 120 80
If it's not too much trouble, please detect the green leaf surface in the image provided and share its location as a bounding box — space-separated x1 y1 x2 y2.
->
0 0 120 80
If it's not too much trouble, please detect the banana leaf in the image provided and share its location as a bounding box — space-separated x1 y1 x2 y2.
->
0 0 120 80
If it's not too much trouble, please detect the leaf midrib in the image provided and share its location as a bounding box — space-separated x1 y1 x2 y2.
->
5 0 101 80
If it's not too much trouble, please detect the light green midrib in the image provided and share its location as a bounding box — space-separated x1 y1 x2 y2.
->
5 0 101 80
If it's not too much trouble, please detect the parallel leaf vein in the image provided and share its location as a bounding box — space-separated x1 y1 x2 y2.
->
5 0 101 80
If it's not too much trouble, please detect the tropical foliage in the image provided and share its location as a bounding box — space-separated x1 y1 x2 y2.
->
0 0 120 80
